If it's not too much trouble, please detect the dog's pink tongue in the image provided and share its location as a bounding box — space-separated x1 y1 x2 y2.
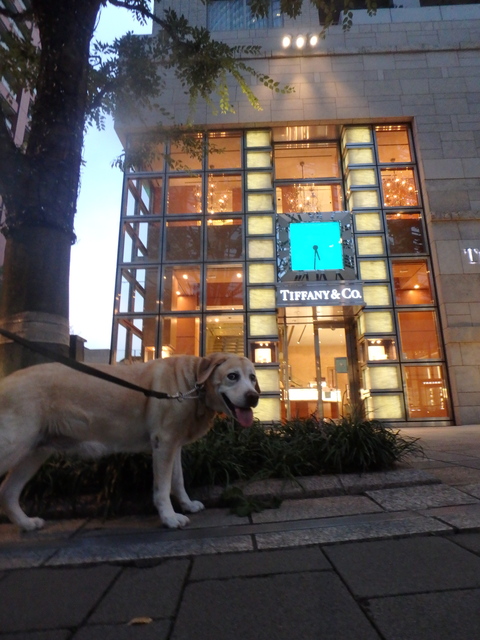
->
234 406 254 428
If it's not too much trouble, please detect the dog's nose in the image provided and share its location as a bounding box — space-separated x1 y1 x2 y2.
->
245 391 259 408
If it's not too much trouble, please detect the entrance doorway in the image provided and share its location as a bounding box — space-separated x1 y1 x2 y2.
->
279 306 359 421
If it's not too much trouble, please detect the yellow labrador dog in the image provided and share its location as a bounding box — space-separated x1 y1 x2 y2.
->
0 352 260 531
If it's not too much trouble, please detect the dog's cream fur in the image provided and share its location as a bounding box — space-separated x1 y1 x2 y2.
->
0 352 260 531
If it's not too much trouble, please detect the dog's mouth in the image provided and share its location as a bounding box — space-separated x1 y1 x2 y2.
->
222 394 255 428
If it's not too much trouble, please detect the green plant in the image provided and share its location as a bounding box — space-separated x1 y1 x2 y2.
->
13 412 422 520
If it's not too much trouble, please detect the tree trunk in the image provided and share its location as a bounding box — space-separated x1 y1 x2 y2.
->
0 227 71 376
0 0 101 378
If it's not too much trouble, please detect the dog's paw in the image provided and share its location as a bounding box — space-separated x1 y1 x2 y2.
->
182 499 205 514
21 517 45 532
162 513 190 529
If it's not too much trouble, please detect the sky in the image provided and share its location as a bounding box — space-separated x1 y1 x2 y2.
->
69 5 152 350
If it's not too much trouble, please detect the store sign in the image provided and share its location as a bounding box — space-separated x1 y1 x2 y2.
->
463 247 480 265
276 281 364 307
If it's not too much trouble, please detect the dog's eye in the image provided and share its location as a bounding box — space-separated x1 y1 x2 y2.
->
250 374 257 382
227 372 239 381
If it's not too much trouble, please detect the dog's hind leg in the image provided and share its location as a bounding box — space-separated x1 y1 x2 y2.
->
0 449 51 531
171 448 205 514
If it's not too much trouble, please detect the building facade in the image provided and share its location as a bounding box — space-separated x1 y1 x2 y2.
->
112 2 480 426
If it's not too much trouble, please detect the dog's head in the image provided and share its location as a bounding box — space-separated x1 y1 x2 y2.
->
196 353 260 428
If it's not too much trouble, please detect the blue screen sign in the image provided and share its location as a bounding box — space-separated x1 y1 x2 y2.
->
289 221 343 272
276 211 356 283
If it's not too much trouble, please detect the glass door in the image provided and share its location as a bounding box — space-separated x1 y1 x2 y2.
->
314 319 349 420
279 307 359 421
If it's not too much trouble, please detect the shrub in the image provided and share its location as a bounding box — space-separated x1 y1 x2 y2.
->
15 413 422 519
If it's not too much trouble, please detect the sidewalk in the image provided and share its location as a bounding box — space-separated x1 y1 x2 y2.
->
0 425 480 638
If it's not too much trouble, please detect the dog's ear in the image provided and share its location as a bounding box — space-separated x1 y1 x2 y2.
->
196 355 228 385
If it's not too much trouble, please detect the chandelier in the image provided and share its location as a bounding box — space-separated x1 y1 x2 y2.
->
287 161 319 213
382 164 418 207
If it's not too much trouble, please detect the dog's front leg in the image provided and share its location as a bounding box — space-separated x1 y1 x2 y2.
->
151 437 190 529
172 448 205 514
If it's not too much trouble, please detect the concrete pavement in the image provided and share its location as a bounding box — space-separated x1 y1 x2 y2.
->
0 424 480 638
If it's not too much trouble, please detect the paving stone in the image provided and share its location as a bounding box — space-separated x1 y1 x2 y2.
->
182 507 250 529
421 503 480 530
1 632 69 640
0 519 86 544
323 537 480 598
448 532 480 555
0 565 120 632
367 589 480 640
47 534 253 565
367 484 479 510
251 495 382 524
339 469 438 494
427 466 480 485
191 547 331 580
72 621 170 640
0 547 57 570
89 560 189 624
255 513 452 549
242 475 343 499
457 483 480 499
171 572 380 640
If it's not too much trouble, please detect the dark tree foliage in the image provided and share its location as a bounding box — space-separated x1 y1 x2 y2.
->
0 0 373 375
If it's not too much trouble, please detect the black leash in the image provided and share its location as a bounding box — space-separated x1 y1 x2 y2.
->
0 327 200 401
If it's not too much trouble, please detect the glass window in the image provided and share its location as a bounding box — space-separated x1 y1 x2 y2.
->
207 0 283 30
122 221 161 263
359 259 388 281
127 138 164 172
119 267 160 313
392 260 433 305
206 315 244 355
162 266 200 312
169 138 202 171
165 220 202 262
386 212 426 255
275 144 341 179
208 132 242 169
398 310 441 360
375 125 412 163
207 173 242 213
404 364 449 419
357 236 385 256
125 178 162 216
114 317 157 363
381 168 418 207
363 365 401 390
166 176 202 214
206 265 244 310
361 338 398 362
366 394 405 420
354 211 382 232
161 316 200 357
276 184 343 213
345 147 374 165
206 219 243 260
